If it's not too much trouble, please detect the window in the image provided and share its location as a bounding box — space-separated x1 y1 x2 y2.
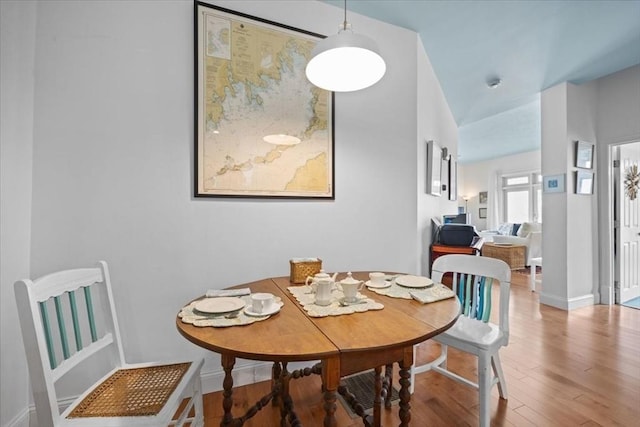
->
502 172 541 223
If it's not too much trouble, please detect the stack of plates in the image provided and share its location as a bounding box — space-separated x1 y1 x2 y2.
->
194 297 245 315
394 275 433 289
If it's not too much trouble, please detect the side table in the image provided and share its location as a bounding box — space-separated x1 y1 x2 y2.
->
430 243 480 276
481 243 526 270
529 257 542 291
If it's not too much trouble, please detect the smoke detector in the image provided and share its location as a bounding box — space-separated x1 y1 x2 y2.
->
487 78 502 89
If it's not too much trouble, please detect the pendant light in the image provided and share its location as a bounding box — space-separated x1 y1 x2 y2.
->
305 0 386 92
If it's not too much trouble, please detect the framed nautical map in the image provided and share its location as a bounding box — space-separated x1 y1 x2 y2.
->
194 2 334 198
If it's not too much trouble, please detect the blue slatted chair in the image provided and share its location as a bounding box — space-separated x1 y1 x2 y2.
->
14 261 204 427
412 254 511 427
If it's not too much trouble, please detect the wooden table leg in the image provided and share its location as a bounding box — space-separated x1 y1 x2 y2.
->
272 362 282 406
280 362 290 427
221 354 236 427
398 348 413 427
373 366 383 426
322 356 340 427
383 363 393 408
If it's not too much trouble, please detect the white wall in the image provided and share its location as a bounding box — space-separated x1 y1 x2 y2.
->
566 81 599 303
0 1 36 426
1 1 457 422
595 65 640 303
541 65 640 310
416 37 459 275
540 82 597 310
459 150 541 230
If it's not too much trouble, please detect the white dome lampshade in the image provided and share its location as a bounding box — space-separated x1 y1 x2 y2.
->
306 23 386 92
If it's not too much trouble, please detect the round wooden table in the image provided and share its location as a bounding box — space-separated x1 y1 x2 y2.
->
176 272 460 427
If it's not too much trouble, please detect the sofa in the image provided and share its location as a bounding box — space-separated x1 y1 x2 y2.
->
484 222 542 266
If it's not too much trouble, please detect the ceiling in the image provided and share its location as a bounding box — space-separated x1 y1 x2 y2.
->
324 1 640 163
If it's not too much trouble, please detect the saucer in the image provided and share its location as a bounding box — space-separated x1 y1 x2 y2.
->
365 280 391 289
244 302 282 317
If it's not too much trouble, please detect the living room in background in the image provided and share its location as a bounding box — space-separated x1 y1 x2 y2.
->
501 171 541 224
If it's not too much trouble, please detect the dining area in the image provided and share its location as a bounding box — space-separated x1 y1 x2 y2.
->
8 2 639 427
15 251 639 427
175 265 463 427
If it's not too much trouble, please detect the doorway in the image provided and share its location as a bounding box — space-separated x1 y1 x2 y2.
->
612 141 640 304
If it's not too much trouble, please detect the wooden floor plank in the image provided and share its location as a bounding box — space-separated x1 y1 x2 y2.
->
202 272 640 426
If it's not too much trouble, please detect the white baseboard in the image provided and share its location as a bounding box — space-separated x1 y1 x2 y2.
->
539 292 595 310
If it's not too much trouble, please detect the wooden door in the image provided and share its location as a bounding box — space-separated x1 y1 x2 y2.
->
617 142 640 303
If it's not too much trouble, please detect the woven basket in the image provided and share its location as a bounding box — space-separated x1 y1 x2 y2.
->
482 243 525 270
290 259 322 284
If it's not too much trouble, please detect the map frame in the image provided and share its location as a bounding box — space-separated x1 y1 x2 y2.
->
194 2 335 199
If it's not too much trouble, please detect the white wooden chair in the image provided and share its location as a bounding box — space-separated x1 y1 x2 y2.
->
14 261 204 427
413 254 511 427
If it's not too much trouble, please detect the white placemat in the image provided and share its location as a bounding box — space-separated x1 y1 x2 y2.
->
179 295 282 327
369 279 454 303
288 285 384 318
368 279 414 299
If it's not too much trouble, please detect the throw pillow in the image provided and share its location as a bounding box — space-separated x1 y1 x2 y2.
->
512 223 521 236
497 223 513 236
517 222 535 237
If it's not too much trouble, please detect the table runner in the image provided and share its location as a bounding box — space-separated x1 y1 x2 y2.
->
288 285 384 317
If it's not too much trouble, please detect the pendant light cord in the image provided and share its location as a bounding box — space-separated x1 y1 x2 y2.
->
343 0 348 31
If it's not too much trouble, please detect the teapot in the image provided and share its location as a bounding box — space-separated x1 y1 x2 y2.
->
314 278 335 306
336 272 364 303
305 270 338 292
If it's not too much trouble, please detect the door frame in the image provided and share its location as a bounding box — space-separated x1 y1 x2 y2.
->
601 139 640 305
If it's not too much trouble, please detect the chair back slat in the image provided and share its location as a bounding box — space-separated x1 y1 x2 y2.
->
432 254 511 337
463 274 471 316
475 277 483 319
83 286 99 342
39 301 57 369
481 278 493 322
68 290 83 351
53 295 71 360
471 275 480 318
449 267 500 323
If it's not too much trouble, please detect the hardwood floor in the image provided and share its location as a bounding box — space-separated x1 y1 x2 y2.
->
203 271 640 426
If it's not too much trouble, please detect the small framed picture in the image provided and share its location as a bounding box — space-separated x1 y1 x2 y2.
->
426 140 442 196
479 207 487 219
576 170 594 195
543 174 565 193
575 140 594 169
448 157 457 201
478 191 488 204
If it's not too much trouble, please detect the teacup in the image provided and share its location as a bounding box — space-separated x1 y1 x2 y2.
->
251 293 275 313
338 280 364 303
369 272 385 286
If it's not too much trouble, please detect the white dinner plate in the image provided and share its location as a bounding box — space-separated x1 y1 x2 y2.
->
194 297 245 314
395 275 433 289
365 280 391 289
